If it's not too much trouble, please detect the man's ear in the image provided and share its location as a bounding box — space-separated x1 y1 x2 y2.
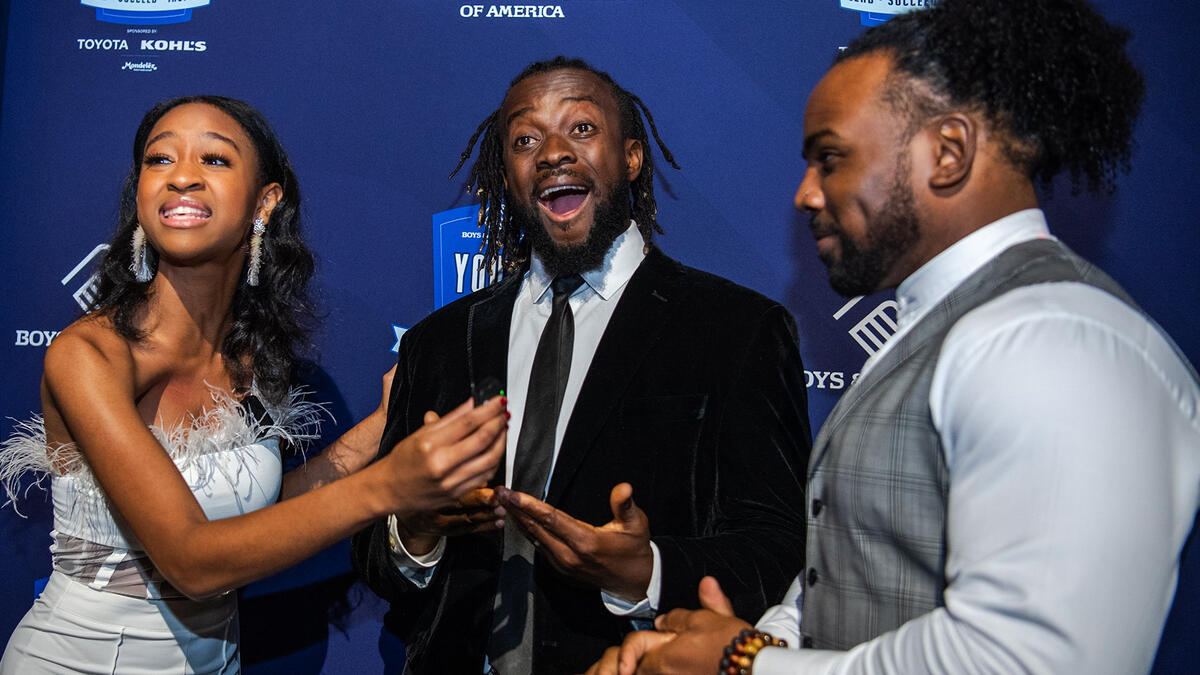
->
625 138 644 182
928 113 976 190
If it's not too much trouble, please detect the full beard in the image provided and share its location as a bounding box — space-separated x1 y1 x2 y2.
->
512 177 632 277
818 164 920 297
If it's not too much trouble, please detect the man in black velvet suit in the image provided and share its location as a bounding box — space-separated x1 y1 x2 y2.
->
351 56 811 674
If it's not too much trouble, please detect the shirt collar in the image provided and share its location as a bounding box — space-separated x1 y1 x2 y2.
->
527 221 647 304
894 208 1053 331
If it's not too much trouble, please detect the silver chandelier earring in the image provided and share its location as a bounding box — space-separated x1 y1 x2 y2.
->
129 224 155 282
246 217 266 286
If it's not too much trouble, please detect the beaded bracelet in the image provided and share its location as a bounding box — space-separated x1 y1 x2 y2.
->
718 627 787 675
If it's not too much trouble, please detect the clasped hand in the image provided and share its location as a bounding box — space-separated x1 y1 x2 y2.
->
585 576 753 675
496 482 654 602
396 486 506 555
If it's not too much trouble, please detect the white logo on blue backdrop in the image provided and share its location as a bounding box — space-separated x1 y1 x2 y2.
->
62 244 109 311
391 325 408 354
384 206 502 353
802 297 898 391
82 0 211 25
432 205 501 310
833 296 899 356
839 0 936 26
457 5 566 19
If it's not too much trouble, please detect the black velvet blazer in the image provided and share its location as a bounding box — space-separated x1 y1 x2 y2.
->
351 248 812 674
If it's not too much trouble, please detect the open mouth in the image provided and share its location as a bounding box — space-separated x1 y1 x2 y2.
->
160 200 212 227
537 184 591 220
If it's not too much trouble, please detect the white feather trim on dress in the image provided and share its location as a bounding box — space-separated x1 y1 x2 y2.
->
0 386 326 517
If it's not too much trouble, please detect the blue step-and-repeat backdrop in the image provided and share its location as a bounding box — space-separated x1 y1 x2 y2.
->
1 1 1197 672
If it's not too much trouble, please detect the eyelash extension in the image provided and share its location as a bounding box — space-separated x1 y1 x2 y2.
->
201 153 231 166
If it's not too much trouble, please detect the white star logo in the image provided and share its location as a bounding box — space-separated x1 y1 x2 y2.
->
391 325 409 353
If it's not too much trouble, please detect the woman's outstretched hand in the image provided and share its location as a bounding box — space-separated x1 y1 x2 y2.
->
382 396 507 518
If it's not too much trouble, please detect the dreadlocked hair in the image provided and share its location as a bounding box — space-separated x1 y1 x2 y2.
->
90 95 316 405
839 0 1144 193
450 56 681 274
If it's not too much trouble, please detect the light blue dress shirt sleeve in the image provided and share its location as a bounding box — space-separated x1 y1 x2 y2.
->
600 542 662 619
753 282 1200 674
385 514 444 588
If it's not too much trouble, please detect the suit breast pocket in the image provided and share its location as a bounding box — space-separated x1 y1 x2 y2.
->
618 394 709 459
614 395 710 516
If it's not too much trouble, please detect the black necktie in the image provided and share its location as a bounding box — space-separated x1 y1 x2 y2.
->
488 274 584 674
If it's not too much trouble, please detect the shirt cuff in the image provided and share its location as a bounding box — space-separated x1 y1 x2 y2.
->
752 646 843 675
754 575 803 647
386 513 445 588
600 541 661 618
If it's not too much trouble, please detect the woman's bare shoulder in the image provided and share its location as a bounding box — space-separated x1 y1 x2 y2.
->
44 314 136 392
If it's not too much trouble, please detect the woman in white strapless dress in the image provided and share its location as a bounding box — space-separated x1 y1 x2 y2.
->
0 95 508 674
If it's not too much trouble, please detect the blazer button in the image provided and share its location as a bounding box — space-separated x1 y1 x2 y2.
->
807 567 819 587
811 498 823 517
802 636 814 648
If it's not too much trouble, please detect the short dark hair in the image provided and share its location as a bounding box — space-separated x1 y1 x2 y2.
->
91 95 315 404
839 0 1144 192
451 56 680 273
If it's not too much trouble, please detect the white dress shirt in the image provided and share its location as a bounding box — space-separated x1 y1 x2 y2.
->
388 222 666 616
754 209 1200 674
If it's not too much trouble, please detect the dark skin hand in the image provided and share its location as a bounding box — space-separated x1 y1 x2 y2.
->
396 487 506 553
584 576 754 675
495 482 653 602
397 409 507 555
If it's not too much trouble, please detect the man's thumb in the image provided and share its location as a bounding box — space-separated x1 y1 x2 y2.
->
698 576 735 616
610 482 641 523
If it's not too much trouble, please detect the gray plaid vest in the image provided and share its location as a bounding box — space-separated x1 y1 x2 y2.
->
800 238 1139 649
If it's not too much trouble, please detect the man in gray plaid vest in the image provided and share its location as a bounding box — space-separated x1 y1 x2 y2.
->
584 1 1200 673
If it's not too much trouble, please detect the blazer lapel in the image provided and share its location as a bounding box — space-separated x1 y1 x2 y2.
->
468 273 521 487
545 249 682 505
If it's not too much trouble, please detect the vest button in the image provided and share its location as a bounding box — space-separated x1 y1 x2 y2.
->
802 636 814 648
807 567 819 587
811 498 823 516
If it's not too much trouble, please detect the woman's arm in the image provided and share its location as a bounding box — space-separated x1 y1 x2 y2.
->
44 334 504 601
278 365 396 500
